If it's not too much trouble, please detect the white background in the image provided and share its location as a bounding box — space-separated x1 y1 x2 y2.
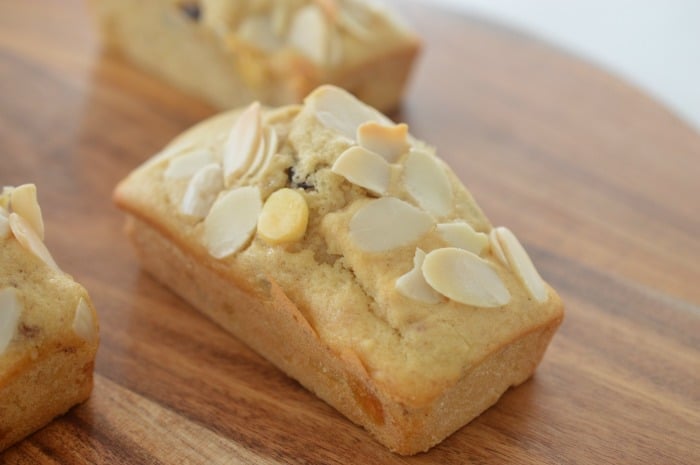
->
416 0 700 133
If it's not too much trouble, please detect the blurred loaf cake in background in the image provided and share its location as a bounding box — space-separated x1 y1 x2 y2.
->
90 0 420 112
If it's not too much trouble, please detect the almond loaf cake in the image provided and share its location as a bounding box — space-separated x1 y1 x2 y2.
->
0 185 99 452
90 0 420 113
114 85 564 455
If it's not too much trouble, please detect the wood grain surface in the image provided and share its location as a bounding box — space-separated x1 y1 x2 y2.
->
2 1 699 463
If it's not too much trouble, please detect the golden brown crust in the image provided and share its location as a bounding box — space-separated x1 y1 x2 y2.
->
89 0 420 112
123 215 562 454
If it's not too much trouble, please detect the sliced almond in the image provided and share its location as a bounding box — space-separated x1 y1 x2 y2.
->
0 186 11 209
9 213 58 270
306 85 392 141
494 227 549 303
164 149 216 180
331 146 391 195
181 163 225 219
403 149 453 218
238 15 283 52
437 222 489 255
203 186 262 259
349 197 433 252
422 247 511 307
357 122 409 163
257 188 309 245
72 297 98 343
0 208 9 239
395 248 442 304
489 229 507 265
10 183 44 240
222 102 263 186
288 4 328 65
0 287 22 355
337 7 373 40
246 125 278 180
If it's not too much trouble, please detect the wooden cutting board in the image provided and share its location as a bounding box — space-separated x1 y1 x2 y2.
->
1 1 698 463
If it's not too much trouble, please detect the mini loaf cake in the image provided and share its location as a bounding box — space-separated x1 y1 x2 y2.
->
114 85 564 455
0 185 99 452
90 0 420 112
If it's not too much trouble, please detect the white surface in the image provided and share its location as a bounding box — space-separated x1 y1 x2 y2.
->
417 0 700 133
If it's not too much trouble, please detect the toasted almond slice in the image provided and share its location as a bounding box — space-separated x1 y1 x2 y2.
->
10 183 44 240
306 85 392 140
181 163 225 218
337 7 372 40
9 213 58 270
357 122 409 163
489 229 507 265
422 247 511 307
238 15 283 52
0 287 22 354
164 149 216 179
246 125 278 180
332 146 391 195
72 297 98 343
495 227 549 303
396 248 442 304
257 188 309 245
349 197 433 252
203 186 262 259
223 102 262 186
0 187 11 209
0 208 9 239
288 4 328 65
403 149 453 217
437 222 489 255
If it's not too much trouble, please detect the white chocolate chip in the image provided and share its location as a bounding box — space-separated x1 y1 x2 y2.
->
222 102 262 186
257 188 309 245
349 197 433 252
164 149 216 179
181 163 225 219
332 146 391 195
422 248 511 307
0 287 22 355
306 85 392 141
10 183 45 240
403 149 453 218
494 227 549 303
357 122 409 163
0 208 9 239
288 5 328 65
203 186 262 259
395 248 442 304
437 222 489 255
9 213 58 270
72 297 98 343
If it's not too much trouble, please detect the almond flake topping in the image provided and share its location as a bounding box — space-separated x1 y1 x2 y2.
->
257 188 309 245
9 213 58 270
0 287 22 355
164 149 216 179
72 297 98 343
395 248 442 304
489 229 508 265
246 126 278 180
494 227 549 303
0 208 9 239
238 16 283 52
332 146 391 195
306 86 391 140
349 197 432 252
437 222 489 255
180 163 225 218
403 149 453 218
357 122 409 163
10 183 44 240
203 186 262 259
288 4 328 65
422 248 511 308
223 102 262 186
